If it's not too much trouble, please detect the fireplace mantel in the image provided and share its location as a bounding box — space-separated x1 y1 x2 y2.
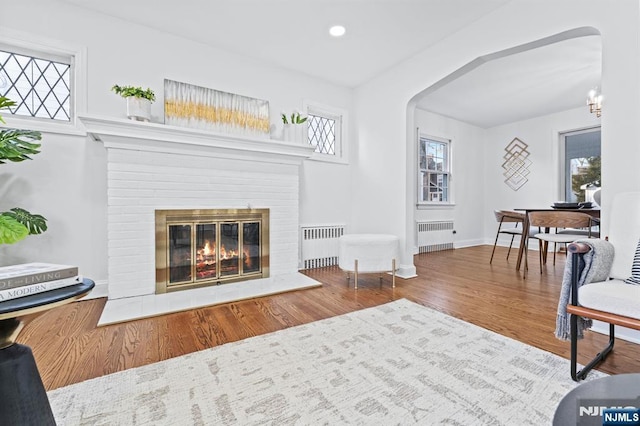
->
79 115 314 164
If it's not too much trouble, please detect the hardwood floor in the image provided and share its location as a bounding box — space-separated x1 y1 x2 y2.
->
19 245 640 391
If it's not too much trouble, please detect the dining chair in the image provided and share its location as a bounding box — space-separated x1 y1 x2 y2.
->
490 210 536 264
526 211 594 275
556 216 600 239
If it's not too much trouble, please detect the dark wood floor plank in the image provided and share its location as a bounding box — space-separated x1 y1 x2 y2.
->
17 245 640 391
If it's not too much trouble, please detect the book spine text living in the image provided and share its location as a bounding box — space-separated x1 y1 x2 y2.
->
0 267 79 290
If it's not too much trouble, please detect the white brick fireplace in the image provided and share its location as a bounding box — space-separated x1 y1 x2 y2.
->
80 116 320 323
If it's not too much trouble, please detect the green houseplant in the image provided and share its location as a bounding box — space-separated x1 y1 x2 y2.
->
281 111 307 125
111 85 156 102
281 111 308 143
111 85 156 122
0 96 47 244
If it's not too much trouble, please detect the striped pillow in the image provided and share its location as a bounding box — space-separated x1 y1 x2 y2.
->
625 238 640 285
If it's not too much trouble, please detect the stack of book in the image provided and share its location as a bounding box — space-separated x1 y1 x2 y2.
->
0 263 82 302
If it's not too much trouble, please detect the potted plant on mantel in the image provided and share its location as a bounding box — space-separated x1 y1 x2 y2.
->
111 84 156 122
0 96 47 245
281 111 308 144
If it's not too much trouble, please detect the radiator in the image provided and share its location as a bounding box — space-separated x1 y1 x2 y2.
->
300 224 346 269
417 220 455 253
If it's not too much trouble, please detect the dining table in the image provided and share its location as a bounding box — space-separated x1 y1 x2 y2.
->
513 207 601 272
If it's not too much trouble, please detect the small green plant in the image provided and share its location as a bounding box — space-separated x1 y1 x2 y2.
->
281 111 307 125
0 96 47 244
111 85 156 102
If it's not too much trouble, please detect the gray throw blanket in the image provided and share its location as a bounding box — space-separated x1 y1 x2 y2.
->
555 238 615 341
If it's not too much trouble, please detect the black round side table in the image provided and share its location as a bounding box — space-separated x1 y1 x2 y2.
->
0 278 95 426
553 373 640 426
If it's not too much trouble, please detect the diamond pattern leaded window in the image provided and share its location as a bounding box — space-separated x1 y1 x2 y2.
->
0 50 71 121
308 113 336 155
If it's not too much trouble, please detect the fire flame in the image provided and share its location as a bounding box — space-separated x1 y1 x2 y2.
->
197 240 240 262
203 241 214 256
244 247 251 268
219 244 238 260
196 240 216 266
195 240 249 278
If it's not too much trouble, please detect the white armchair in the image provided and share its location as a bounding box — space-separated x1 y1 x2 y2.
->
559 192 640 381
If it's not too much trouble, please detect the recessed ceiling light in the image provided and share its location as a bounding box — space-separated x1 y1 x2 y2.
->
329 25 346 37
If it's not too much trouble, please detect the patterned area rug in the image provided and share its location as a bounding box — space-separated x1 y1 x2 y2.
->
48 299 603 425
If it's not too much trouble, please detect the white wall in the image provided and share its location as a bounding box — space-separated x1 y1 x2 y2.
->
413 109 486 249
0 0 354 282
353 0 640 274
483 107 601 243
300 160 351 227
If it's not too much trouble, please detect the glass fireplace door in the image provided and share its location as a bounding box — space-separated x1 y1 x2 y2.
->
219 223 240 277
242 222 261 274
168 224 192 284
156 209 269 293
195 223 216 281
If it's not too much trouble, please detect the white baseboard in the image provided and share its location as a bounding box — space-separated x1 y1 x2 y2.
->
80 279 108 300
454 239 485 249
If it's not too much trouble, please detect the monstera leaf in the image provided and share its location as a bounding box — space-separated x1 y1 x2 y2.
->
0 128 42 163
0 96 15 120
0 215 29 245
0 96 48 244
2 208 48 235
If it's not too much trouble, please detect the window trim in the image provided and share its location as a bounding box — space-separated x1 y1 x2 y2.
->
558 126 601 202
303 100 348 164
417 133 453 206
0 28 87 136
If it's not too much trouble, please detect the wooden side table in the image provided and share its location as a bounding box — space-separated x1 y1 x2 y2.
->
0 278 95 426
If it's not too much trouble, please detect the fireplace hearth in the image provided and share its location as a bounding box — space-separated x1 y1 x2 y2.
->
155 209 269 293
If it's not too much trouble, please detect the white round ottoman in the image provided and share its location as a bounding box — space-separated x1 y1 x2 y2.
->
338 234 399 289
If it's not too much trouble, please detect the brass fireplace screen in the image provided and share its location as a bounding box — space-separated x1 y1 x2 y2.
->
155 209 269 293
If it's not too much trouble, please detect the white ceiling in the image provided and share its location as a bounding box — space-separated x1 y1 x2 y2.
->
61 0 511 87
61 0 602 128
416 35 602 128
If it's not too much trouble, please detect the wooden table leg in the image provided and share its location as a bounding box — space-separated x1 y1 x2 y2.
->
516 212 529 271
542 227 550 264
